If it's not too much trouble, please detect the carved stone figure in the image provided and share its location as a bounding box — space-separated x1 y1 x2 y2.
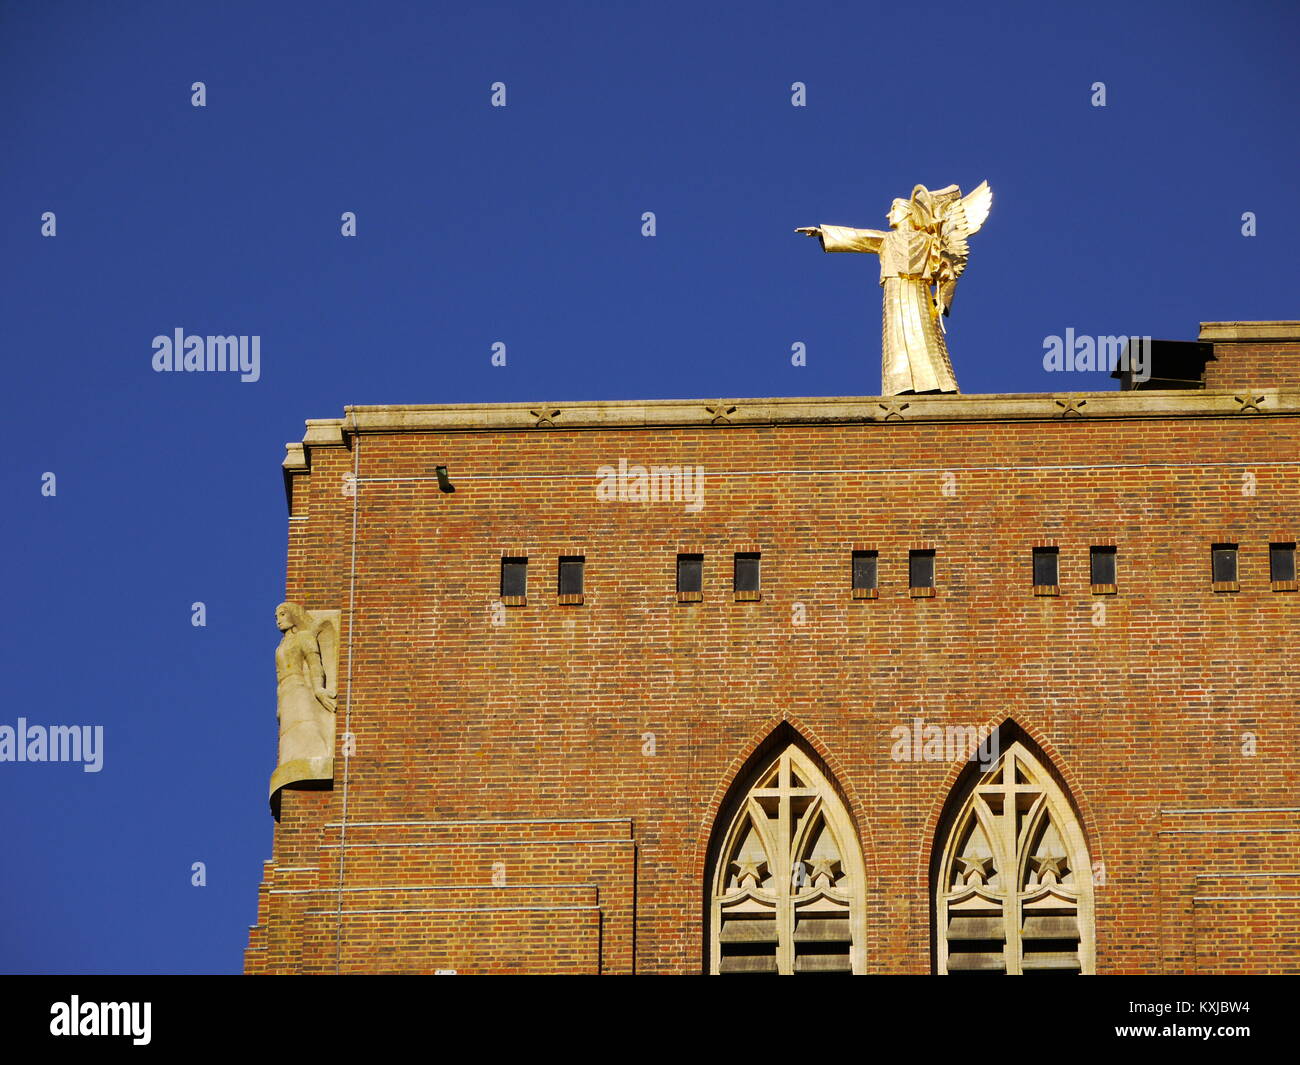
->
798 181 993 396
270 602 338 811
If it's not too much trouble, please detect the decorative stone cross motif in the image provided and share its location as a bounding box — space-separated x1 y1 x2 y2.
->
876 400 911 422
975 754 1044 879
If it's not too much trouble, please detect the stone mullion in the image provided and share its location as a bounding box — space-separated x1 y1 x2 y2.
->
776 752 794 975
1000 758 1022 975
709 896 721 975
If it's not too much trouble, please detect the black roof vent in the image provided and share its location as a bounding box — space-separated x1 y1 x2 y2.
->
1112 339 1216 390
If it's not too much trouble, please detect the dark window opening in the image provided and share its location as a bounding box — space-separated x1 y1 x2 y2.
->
677 554 703 594
1090 546 1116 586
909 550 935 589
852 550 878 591
1033 547 1059 587
1211 544 1237 584
1270 543 1295 583
734 553 761 593
558 556 584 596
500 556 527 598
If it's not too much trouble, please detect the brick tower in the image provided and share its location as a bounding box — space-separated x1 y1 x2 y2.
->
246 322 1300 975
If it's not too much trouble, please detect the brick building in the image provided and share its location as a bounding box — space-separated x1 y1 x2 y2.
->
245 321 1300 975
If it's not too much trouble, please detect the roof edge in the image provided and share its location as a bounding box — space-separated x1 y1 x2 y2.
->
280 387 1298 468
1200 321 1300 342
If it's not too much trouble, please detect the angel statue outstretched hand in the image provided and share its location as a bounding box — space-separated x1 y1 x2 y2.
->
797 181 992 396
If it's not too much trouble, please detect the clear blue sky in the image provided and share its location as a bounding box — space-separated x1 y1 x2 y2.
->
1 1 1295 974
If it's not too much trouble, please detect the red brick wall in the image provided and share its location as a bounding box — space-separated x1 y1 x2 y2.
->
1203 341 1300 391
247 401 1300 975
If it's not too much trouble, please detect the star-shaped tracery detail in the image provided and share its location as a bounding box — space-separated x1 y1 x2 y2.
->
1031 854 1066 884
956 854 994 886
807 856 839 887
732 858 766 887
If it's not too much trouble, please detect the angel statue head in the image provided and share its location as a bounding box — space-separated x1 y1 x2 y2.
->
886 184 947 230
275 601 313 633
886 197 913 228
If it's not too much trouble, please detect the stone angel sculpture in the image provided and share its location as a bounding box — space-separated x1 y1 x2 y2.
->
272 602 338 795
797 181 993 396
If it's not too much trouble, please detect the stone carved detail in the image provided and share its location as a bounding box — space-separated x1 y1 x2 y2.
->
269 602 339 814
936 739 1095 974
709 741 867 974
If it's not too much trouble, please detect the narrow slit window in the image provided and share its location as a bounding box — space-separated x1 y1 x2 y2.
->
734 553 761 593
1211 544 1237 584
558 555 584 596
500 556 527 599
1032 547 1059 588
1090 546 1116 586
1270 542 1296 583
909 550 935 589
852 550 878 592
677 554 703 595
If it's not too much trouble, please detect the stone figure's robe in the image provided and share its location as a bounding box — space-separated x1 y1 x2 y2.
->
276 630 332 766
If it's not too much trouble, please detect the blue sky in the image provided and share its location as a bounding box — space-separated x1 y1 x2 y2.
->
1 0 1295 973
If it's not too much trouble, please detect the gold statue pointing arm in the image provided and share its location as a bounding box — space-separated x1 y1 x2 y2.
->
796 224 887 254
796 181 992 396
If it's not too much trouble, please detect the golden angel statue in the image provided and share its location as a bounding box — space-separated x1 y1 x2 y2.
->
797 181 992 395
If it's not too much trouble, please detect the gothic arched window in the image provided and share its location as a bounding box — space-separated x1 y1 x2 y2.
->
935 738 1095 974
708 741 867 974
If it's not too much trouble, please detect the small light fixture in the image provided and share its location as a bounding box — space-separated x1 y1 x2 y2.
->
435 465 455 493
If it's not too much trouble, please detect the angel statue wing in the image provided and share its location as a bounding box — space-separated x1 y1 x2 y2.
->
932 181 993 316
310 613 339 704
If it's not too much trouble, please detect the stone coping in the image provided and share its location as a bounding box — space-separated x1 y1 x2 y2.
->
1200 321 1300 342
283 388 1298 469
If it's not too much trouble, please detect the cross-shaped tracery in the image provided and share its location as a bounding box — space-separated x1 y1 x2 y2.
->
937 739 1095 974
710 742 866 974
